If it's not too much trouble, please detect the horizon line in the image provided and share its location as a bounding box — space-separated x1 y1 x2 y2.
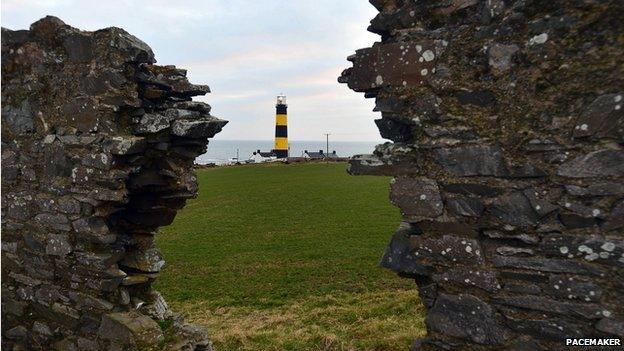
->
210 139 386 143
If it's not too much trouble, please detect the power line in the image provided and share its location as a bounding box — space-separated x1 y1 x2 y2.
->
323 133 331 162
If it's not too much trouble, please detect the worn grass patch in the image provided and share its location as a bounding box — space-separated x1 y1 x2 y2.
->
172 289 426 351
155 162 425 350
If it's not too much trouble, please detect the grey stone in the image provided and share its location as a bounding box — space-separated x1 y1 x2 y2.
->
507 163 547 178
504 316 584 340
72 217 115 244
596 318 624 338
423 126 477 140
432 267 500 292
496 246 534 256
45 234 72 256
546 275 602 302
76 338 99 350
53 338 79 351
489 192 538 228
381 230 431 277
558 213 596 229
521 189 558 218
170 117 228 139
63 32 94 62
69 291 114 311
557 149 624 178
34 285 65 305
347 153 415 176
43 145 72 178
494 295 604 319
557 198 603 218
56 197 82 215
572 93 624 140
390 177 444 219
492 255 604 276
602 199 624 232
98 311 163 345
60 97 99 133
33 321 53 336
81 153 112 170
565 182 624 197
52 302 80 317
106 136 146 155
5 325 28 339
488 43 519 76
2 102 34 134
74 252 118 272
120 248 165 273
427 294 510 344
90 188 127 202
119 288 130 305
2 241 19 254
10 272 42 286
339 41 436 91
443 183 501 197
409 234 485 267
372 95 405 114
121 274 151 286
1 27 29 45
34 213 71 232
434 145 508 177
539 233 623 265
134 113 171 134
503 282 541 295
375 116 415 142
143 291 170 320
107 28 155 63
523 138 564 152
445 196 484 217
170 101 212 113
4 295 34 318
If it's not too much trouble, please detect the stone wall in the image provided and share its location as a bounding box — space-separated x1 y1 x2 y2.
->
341 1 623 350
2 17 226 350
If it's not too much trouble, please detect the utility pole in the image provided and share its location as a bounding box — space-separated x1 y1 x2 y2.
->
324 133 330 162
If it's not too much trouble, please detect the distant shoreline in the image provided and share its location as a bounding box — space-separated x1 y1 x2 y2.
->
211 139 384 143
198 139 381 165
195 157 351 168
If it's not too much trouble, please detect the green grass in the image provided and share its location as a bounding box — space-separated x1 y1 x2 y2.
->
155 162 425 350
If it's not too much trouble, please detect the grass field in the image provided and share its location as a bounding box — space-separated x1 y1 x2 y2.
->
155 162 425 350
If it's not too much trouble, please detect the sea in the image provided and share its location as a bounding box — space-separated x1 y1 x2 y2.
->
196 140 381 165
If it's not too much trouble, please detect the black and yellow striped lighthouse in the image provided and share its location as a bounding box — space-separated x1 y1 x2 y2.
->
272 94 288 158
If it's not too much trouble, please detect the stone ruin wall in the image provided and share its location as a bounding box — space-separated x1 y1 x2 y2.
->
2 17 226 350
2 2 624 350
341 0 623 350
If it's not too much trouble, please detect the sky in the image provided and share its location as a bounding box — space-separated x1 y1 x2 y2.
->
1 0 383 141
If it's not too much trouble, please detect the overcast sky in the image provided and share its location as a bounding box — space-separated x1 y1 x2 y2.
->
2 0 382 141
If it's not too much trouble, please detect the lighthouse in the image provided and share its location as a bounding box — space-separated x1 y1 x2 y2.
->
273 94 288 158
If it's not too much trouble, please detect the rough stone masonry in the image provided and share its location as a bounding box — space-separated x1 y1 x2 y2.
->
341 0 623 350
2 17 226 350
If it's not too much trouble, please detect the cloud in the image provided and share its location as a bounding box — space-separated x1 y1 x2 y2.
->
1 0 382 141
180 41 329 76
2 0 71 11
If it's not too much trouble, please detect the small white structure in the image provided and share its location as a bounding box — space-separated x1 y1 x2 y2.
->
249 150 277 163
